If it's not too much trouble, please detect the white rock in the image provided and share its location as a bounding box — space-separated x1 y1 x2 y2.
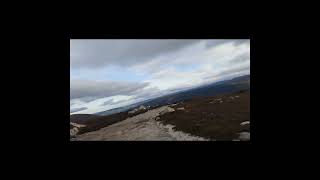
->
159 107 175 115
70 127 79 137
70 122 86 128
129 106 147 115
138 105 146 110
177 107 185 111
240 121 250 126
70 122 86 138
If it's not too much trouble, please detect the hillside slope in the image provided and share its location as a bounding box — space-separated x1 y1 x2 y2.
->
71 90 250 141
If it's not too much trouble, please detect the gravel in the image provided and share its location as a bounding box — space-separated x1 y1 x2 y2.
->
73 106 208 141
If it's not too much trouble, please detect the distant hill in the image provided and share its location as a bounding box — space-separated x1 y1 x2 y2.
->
70 114 100 124
94 74 250 116
138 74 250 108
95 99 149 116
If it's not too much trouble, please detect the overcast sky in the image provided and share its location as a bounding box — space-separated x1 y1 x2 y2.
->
70 39 250 114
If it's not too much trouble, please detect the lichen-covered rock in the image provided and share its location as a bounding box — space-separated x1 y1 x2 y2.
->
70 122 86 138
159 107 175 115
70 127 79 138
128 106 147 115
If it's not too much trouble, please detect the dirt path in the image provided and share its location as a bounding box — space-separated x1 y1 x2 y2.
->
72 106 208 141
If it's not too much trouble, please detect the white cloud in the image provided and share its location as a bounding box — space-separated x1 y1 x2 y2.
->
70 107 88 113
70 40 201 69
134 40 250 91
70 39 250 114
70 79 149 100
70 95 137 114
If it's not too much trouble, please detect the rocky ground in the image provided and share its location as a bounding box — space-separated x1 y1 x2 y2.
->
72 106 208 141
70 90 250 141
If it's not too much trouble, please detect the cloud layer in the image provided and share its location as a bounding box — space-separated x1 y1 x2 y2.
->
70 107 88 113
70 80 149 100
70 40 201 69
70 39 250 114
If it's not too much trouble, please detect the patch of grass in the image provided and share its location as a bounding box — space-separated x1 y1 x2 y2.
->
159 90 250 140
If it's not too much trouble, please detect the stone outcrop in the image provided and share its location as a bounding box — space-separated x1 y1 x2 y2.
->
159 107 175 115
70 122 86 138
240 121 250 126
128 105 147 115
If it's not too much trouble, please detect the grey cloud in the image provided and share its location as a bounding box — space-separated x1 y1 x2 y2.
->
101 99 130 106
70 107 88 113
70 80 150 100
205 40 231 48
216 66 250 77
133 87 161 99
79 96 100 103
204 65 250 81
205 39 250 49
233 39 250 46
229 53 250 64
70 40 201 69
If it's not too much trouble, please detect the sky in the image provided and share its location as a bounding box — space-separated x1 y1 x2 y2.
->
70 39 250 114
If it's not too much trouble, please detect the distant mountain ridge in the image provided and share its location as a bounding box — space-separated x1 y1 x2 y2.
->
94 99 150 116
70 114 100 124
93 74 250 116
